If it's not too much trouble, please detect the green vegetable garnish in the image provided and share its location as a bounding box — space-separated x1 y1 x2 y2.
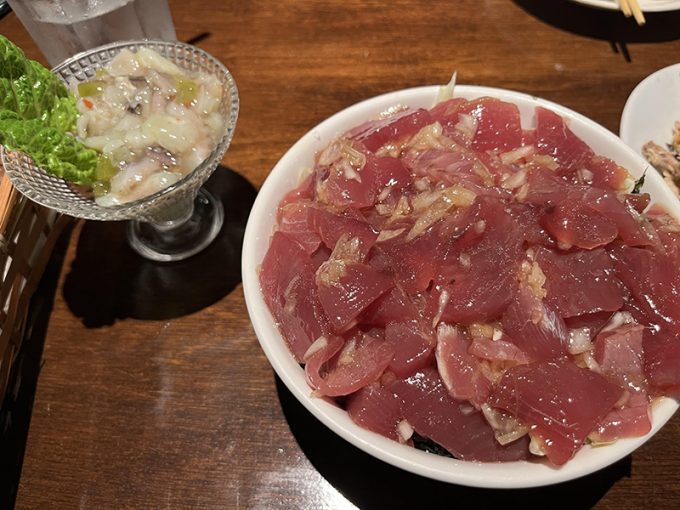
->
47 96 79 132
92 157 119 199
77 80 105 97
92 180 110 198
0 117 99 183
0 35 31 78
632 170 647 194
0 35 96 185
95 156 118 181
174 75 198 104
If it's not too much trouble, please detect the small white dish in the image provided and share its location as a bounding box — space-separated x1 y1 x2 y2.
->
620 63 680 157
570 0 680 12
242 85 680 488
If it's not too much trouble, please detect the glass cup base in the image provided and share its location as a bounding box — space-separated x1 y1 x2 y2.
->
127 187 224 262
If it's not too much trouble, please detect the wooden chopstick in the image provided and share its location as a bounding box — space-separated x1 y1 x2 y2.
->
629 0 646 25
619 0 632 16
620 0 646 25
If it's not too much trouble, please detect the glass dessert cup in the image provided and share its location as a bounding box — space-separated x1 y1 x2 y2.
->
0 40 239 262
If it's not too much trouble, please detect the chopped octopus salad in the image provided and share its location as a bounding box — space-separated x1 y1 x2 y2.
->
73 47 225 205
259 94 680 466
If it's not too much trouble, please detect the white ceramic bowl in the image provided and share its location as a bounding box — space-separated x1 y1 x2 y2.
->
242 85 680 488
620 63 680 156
569 0 680 12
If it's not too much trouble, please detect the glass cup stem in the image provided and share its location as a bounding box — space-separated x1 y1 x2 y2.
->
127 187 224 262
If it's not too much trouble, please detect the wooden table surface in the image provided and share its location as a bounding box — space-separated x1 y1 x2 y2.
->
1 0 680 508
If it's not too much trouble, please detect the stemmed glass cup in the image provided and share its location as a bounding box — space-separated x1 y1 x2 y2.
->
1 40 239 262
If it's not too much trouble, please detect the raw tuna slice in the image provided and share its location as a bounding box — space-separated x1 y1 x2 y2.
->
542 200 618 249
438 197 524 324
316 261 393 332
502 284 569 362
590 323 652 440
522 128 537 146
385 320 435 378
430 103 481 146
594 323 646 391
277 173 315 213
517 154 649 248
346 384 403 440
535 106 593 170
260 232 330 361
610 246 680 336
348 108 433 152
390 367 529 461
468 337 531 365
531 181 652 249
435 324 491 405
646 205 680 263
584 155 632 191
522 165 572 206
372 156 414 195
643 328 680 395
278 201 322 254
362 284 419 327
428 97 468 134
589 405 651 443
461 97 523 152
535 247 626 318
506 202 555 247
305 332 394 397
583 189 653 247
377 218 454 293
317 151 412 209
625 193 651 214
308 206 378 255
490 357 621 465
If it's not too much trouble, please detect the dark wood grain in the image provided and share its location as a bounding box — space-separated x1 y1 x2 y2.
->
2 0 680 508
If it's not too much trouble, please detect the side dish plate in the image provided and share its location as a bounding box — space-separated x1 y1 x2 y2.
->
620 63 680 157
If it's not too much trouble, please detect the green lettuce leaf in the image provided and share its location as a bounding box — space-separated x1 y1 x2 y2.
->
0 62 70 123
0 110 21 122
0 36 94 183
13 75 52 119
25 59 70 99
0 117 98 184
0 77 18 112
0 35 28 79
47 96 79 132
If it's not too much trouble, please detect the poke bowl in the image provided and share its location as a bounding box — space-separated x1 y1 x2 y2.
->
242 85 680 488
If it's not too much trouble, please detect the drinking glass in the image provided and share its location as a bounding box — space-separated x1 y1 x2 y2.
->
7 0 176 66
1 40 239 262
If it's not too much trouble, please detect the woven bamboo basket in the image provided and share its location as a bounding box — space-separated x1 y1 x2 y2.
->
0 162 70 405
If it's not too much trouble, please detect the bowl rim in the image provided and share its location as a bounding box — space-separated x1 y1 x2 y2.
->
242 84 680 489
1 39 239 220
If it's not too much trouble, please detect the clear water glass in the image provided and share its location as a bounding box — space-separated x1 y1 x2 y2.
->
7 0 177 66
